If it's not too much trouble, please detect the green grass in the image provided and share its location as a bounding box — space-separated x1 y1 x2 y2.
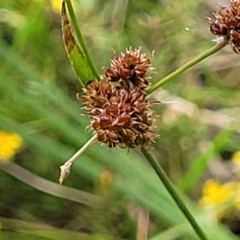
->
0 0 240 239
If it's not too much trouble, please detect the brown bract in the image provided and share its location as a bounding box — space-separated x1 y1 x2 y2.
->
208 0 240 53
82 48 158 148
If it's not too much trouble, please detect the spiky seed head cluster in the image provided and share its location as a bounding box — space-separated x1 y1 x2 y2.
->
105 47 154 90
208 0 240 53
82 48 158 148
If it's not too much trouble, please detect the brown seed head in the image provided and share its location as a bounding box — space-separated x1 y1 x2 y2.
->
82 79 158 148
105 47 154 90
208 0 240 53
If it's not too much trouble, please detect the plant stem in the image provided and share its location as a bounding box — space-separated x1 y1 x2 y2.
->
64 0 101 81
141 147 209 240
146 40 227 94
59 134 97 184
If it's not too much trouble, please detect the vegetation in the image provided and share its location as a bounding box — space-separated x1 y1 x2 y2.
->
0 0 240 239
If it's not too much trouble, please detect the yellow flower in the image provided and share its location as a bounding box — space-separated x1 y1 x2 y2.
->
51 0 65 12
232 183 240 210
33 0 76 13
0 131 23 161
232 151 240 165
200 179 240 222
199 179 235 207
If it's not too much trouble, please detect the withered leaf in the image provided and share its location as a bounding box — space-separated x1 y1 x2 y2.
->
61 1 95 86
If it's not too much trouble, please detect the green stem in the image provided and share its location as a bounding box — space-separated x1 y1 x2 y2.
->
59 134 97 184
141 147 209 240
65 134 97 165
64 0 101 81
146 40 227 94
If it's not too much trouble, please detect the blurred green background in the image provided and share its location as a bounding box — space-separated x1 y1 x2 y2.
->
0 0 240 239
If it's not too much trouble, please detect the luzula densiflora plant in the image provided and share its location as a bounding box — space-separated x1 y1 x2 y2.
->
60 1 240 239
208 0 240 53
82 48 158 148
82 0 240 150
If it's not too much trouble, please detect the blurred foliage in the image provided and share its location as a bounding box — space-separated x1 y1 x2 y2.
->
0 0 240 239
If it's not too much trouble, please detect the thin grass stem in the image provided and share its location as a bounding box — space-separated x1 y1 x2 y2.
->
141 147 209 240
146 40 227 94
59 134 97 184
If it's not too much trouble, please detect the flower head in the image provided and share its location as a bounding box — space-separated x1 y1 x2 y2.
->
199 179 240 222
33 0 76 13
82 47 158 148
105 47 154 90
208 0 240 53
82 79 158 148
199 179 235 207
0 131 23 161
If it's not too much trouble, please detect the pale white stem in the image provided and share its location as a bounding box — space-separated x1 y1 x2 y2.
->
59 134 97 184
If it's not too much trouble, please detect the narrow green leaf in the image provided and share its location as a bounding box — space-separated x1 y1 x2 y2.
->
61 1 95 86
177 128 233 192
